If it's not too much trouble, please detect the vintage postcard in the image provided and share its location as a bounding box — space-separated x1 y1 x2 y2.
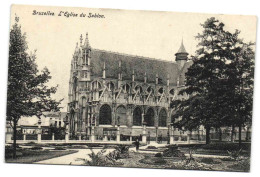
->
5 4 256 172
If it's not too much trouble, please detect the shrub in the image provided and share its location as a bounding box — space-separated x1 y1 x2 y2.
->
221 158 235 161
228 158 250 172
27 141 36 145
115 145 129 154
163 145 185 158
84 148 122 166
5 151 23 159
155 153 162 157
54 147 66 150
87 144 102 148
107 150 120 161
84 149 107 166
139 156 166 165
173 160 213 171
107 145 130 160
200 158 221 164
154 158 167 165
31 146 43 150
5 146 20 159
165 144 178 150
146 146 158 149
227 149 242 160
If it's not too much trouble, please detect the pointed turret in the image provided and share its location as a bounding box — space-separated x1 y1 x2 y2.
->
175 39 188 68
80 33 91 81
80 34 83 46
177 39 188 54
83 32 91 49
74 42 79 54
73 43 79 69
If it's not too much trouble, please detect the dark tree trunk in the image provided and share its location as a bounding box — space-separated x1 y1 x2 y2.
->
246 126 250 141
218 128 222 142
231 125 235 142
12 120 17 159
206 127 211 144
239 123 242 148
197 130 201 141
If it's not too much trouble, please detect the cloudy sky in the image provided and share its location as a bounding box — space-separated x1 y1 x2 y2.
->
10 5 257 112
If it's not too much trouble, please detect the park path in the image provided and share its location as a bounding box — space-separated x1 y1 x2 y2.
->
36 142 229 165
36 148 114 165
36 143 156 165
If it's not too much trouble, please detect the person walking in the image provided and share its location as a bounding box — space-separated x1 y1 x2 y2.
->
135 138 140 151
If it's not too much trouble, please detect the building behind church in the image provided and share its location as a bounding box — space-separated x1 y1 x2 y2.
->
67 33 196 142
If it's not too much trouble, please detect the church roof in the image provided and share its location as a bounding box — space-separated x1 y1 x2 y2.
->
90 49 191 86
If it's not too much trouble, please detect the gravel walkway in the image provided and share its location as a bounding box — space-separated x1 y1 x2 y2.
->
36 148 113 165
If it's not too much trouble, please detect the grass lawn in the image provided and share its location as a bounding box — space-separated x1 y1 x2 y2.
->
5 149 78 164
5 142 251 172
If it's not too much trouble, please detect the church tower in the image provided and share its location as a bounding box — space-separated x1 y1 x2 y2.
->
175 39 188 69
81 33 91 81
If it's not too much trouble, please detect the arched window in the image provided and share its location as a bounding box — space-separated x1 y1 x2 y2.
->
92 81 102 90
74 57 77 69
159 109 167 127
145 108 155 126
158 87 164 94
135 85 143 93
147 86 154 94
169 89 175 95
133 107 142 126
116 106 127 125
73 77 77 100
81 97 86 107
107 82 115 91
99 104 112 125
82 49 88 65
123 84 131 93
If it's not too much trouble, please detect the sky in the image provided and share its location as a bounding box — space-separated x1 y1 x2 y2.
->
10 5 257 112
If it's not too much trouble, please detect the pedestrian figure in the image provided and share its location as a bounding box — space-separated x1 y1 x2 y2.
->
135 138 140 151
159 134 163 144
147 131 150 144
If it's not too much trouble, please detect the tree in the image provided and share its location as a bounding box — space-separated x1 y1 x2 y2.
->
7 16 63 158
171 17 255 145
224 41 254 146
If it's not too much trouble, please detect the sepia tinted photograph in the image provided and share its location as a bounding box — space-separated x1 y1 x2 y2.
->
5 4 256 172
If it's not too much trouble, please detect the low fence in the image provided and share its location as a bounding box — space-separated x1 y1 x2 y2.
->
8 131 251 145
210 132 251 141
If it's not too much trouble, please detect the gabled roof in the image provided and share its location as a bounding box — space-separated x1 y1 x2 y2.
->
90 49 191 86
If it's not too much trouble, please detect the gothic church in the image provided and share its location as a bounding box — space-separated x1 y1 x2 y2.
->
67 33 192 142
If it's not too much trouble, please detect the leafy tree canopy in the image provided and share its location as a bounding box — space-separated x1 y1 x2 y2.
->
7 16 63 124
171 17 254 135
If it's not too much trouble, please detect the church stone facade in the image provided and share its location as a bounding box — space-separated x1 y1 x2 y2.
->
67 33 192 142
